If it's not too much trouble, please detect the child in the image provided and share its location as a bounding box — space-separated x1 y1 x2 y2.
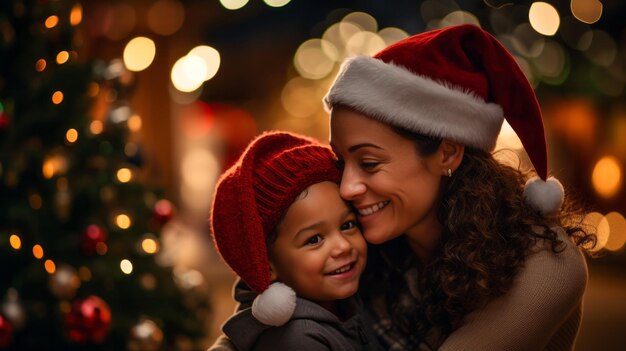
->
210 131 381 351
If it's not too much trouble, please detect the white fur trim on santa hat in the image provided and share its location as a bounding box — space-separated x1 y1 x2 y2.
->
251 282 296 326
324 56 504 151
523 176 564 217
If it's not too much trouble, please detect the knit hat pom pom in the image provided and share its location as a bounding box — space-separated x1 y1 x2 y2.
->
523 176 564 217
251 282 296 326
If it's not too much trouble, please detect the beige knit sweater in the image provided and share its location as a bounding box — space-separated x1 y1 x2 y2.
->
438 228 588 351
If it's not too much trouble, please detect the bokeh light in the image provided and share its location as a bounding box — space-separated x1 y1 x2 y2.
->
604 212 626 252
123 37 156 72
529 2 560 36
582 30 617 67
378 27 409 46
512 23 545 58
591 156 622 198
345 31 386 56
44 259 56 274
115 214 132 229
33 244 44 259
110 105 132 124
294 39 336 80
322 22 361 62
571 0 603 24
343 12 378 32
188 45 221 81
171 55 207 92
56 51 69 64
141 235 159 254
533 40 568 84
585 211 607 252
65 128 78 143
220 0 249 10
147 0 185 36
128 114 142 132
263 0 291 7
116 168 132 183
120 259 133 274
45 15 59 29
70 3 83 26
52 91 64 104
42 154 68 179
9 234 21 250
35 58 46 72
90 120 104 135
439 10 481 28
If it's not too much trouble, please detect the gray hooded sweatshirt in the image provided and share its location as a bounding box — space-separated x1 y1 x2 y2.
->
222 282 383 351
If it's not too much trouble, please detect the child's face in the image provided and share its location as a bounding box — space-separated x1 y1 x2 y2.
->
269 181 367 304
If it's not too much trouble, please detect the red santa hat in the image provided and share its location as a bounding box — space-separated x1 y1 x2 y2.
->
324 24 563 216
210 131 341 325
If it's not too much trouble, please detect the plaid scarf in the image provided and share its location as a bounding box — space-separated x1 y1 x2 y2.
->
361 238 445 351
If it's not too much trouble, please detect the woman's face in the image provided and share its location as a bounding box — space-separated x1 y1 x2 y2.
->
330 107 444 246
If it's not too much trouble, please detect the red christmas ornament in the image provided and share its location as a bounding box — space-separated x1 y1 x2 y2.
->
64 295 111 343
152 199 175 226
0 314 13 348
81 224 108 256
0 111 9 130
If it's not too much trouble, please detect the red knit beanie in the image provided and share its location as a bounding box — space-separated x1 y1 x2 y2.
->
210 131 341 294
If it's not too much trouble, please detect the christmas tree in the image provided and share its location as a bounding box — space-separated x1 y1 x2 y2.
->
0 1 207 349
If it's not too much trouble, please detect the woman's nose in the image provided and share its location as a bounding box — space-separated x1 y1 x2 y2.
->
339 167 366 200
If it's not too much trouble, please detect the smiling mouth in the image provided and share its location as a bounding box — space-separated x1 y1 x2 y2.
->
326 262 355 275
357 200 390 216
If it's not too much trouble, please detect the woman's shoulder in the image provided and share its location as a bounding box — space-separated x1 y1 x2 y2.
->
521 226 588 300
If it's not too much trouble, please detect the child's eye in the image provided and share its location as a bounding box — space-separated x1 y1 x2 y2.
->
341 220 357 231
305 234 323 246
335 159 345 169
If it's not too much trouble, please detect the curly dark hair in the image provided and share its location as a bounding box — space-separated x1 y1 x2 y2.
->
362 128 595 338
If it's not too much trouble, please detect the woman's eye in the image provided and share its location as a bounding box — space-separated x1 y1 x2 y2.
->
305 234 323 246
360 161 379 170
341 220 357 231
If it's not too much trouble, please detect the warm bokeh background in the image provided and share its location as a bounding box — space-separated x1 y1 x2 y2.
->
1 0 625 350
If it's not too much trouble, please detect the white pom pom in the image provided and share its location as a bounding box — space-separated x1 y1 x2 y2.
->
523 176 564 217
251 282 296 326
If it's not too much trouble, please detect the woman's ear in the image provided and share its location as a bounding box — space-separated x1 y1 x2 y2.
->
440 139 464 174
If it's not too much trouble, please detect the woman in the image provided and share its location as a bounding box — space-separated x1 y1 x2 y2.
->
209 24 593 351
325 24 593 350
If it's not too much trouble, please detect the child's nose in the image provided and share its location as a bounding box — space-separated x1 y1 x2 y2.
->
330 233 352 257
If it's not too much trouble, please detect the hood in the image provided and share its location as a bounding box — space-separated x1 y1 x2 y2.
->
223 297 345 351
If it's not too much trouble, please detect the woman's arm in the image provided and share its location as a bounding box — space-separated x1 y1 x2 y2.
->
439 232 588 351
